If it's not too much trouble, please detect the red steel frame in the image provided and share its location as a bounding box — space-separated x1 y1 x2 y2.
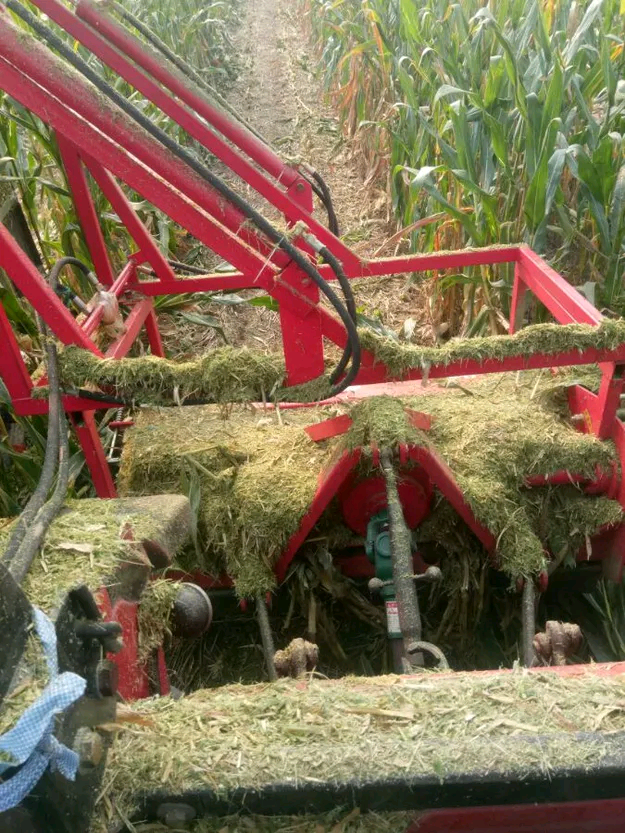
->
2 7 625 825
0 0 624 567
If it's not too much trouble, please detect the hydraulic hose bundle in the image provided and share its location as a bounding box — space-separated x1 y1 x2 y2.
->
1 259 76 583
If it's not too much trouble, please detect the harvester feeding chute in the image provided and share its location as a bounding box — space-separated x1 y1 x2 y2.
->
1 1 625 830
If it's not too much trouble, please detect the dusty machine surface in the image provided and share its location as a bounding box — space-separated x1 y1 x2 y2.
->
2 0 625 830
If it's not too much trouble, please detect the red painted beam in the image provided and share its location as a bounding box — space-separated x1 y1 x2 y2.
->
105 299 154 359
274 449 362 582
74 0 295 186
0 300 33 401
0 225 101 353
517 246 603 326
56 134 116 288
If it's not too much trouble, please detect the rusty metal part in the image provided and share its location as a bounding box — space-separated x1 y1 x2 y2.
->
406 641 449 670
533 621 583 666
521 578 537 667
95 659 118 698
73 727 104 771
256 594 277 682
274 638 319 678
157 802 196 828
171 583 212 639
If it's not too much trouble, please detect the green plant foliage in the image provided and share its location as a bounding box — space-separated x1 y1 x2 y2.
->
304 0 625 329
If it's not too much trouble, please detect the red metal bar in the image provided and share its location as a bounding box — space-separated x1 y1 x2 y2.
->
406 446 496 551
36 0 360 268
0 300 33 401
13 393 124 417
278 264 325 385
508 261 528 335
412 798 625 833
105 299 154 359
129 272 255 294
56 133 116 288
82 156 183 287
0 51 277 284
129 249 523 294
71 411 116 497
305 414 354 442
0 224 101 353
360 246 522 277
274 449 362 582
144 309 165 357
593 363 624 440
355 343 625 386
108 599 149 699
517 246 603 326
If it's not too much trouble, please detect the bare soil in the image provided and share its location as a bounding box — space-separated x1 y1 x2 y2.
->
159 0 433 360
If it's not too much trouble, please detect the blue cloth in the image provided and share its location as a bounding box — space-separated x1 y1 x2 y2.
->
0 608 86 811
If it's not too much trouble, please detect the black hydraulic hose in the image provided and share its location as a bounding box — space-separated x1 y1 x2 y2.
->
311 171 340 238
9 351 70 585
109 0 343 244
9 1 361 395
2 256 76 578
318 245 358 385
1 336 61 564
300 171 340 237
48 256 93 289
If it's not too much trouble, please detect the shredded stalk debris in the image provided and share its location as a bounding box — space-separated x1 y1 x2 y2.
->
0 498 186 612
94 668 625 830
118 371 621 595
57 319 625 406
359 319 625 377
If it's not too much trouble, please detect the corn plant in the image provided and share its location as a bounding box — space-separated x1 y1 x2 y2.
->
305 0 625 332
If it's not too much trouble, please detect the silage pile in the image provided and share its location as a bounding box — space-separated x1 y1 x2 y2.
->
117 372 622 596
94 668 625 830
57 319 625 407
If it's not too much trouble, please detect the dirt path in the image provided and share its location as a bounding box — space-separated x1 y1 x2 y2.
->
160 0 433 358
230 0 391 255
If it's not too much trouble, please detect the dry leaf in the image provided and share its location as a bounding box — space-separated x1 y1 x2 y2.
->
55 542 94 554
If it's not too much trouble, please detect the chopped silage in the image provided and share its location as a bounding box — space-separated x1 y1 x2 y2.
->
118 371 622 595
57 319 625 407
0 499 162 613
118 405 338 597
0 632 48 740
359 319 625 377
137 579 182 665
58 344 285 406
95 668 625 829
